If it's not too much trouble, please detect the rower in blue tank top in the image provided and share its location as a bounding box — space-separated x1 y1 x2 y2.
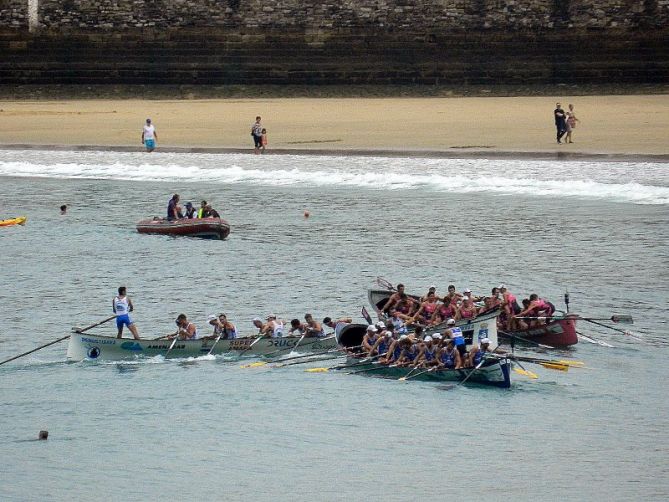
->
112 286 140 340
468 337 492 367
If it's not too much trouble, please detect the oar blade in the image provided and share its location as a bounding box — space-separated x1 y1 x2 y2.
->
240 361 267 369
558 360 585 367
611 315 633 324
305 367 329 373
513 367 538 379
540 362 569 372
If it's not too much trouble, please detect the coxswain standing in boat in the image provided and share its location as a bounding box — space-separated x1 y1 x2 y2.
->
499 285 522 330
303 313 326 337
112 286 140 340
444 319 467 366
173 314 198 340
379 283 405 315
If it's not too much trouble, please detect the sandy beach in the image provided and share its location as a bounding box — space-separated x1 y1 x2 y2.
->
0 95 668 158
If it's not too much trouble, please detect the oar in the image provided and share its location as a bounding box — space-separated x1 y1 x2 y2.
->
268 354 342 369
165 333 181 358
577 331 615 347
400 366 436 381
305 352 387 373
398 365 422 381
206 334 222 356
236 335 266 358
512 360 539 379
499 330 554 349
452 358 487 388
253 343 357 369
348 364 397 375
0 315 117 367
516 315 633 324
581 318 636 336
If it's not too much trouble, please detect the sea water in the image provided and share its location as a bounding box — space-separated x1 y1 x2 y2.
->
0 150 668 501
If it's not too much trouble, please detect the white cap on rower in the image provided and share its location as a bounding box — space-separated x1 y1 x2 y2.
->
481 337 491 344
499 284 506 290
447 318 456 325
433 333 443 340
208 315 217 322
266 314 276 320
252 317 262 322
464 288 471 293
376 322 385 329
429 285 436 290
399 334 408 340
367 325 377 332
424 336 433 342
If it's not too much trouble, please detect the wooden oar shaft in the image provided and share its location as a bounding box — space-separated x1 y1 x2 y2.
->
0 335 70 366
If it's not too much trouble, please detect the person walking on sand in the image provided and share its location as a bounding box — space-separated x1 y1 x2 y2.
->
554 103 567 144
565 104 580 144
251 116 263 154
142 118 158 152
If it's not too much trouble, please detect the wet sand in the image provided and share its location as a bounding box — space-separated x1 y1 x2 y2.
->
0 95 668 158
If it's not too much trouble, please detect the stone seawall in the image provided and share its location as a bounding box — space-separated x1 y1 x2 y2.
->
0 0 667 85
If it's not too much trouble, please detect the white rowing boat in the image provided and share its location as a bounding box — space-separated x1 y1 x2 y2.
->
66 332 337 361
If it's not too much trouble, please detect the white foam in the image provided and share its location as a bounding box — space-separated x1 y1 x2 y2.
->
1 150 668 205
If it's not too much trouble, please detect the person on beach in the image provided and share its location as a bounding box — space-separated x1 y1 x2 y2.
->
113 286 140 340
554 103 567 144
142 118 157 152
251 116 263 154
167 194 182 220
565 104 580 144
261 128 268 153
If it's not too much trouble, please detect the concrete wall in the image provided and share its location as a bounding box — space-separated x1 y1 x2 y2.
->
0 0 667 85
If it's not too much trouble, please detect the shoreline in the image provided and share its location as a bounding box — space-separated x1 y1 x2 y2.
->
1 95 668 159
2 143 669 163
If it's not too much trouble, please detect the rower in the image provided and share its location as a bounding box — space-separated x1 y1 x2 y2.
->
362 325 379 353
323 316 352 339
456 296 478 321
416 336 439 367
517 294 555 327
208 313 236 339
263 314 284 337
174 314 198 340
380 334 407 365
252 317 265 334
304 313 325 337
431 296 456 325
289 318 305 336
410 291 439 326
379 283 405 315
393 294 417 320
389 310 408 334
397 336 419 367
499 285 522 330
466 337 492 368
438 338 461 369
370 330 394 358
420 285 438 303
112 286 140 340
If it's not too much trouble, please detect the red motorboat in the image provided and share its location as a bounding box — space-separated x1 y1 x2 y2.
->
136 217 230 240
500 315 579 347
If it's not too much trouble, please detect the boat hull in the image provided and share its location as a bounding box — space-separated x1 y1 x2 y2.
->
0 216 27 227
67 332 336 361
136 217 230 240
501 316 578 347
348 357 512 388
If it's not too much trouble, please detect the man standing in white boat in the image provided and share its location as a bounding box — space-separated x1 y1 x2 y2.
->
112 286 140 340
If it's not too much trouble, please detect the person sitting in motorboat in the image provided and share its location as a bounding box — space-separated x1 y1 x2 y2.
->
438 338 461 370
167 194 183 221
465 337 493 368
456 296 478 321
197 200 208 218
362 325 379 354
409 291 439 326
516 294 556 327
173 313 198 340
288 318 306 336
379 283 405 316
184 202 197 219
205 204 220 218
304 313 326 337
431 296 457 326
262 314 284 337
415 335 439 368
323 316 352 339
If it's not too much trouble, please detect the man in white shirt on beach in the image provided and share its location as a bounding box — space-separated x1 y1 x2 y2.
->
142 118 158 152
